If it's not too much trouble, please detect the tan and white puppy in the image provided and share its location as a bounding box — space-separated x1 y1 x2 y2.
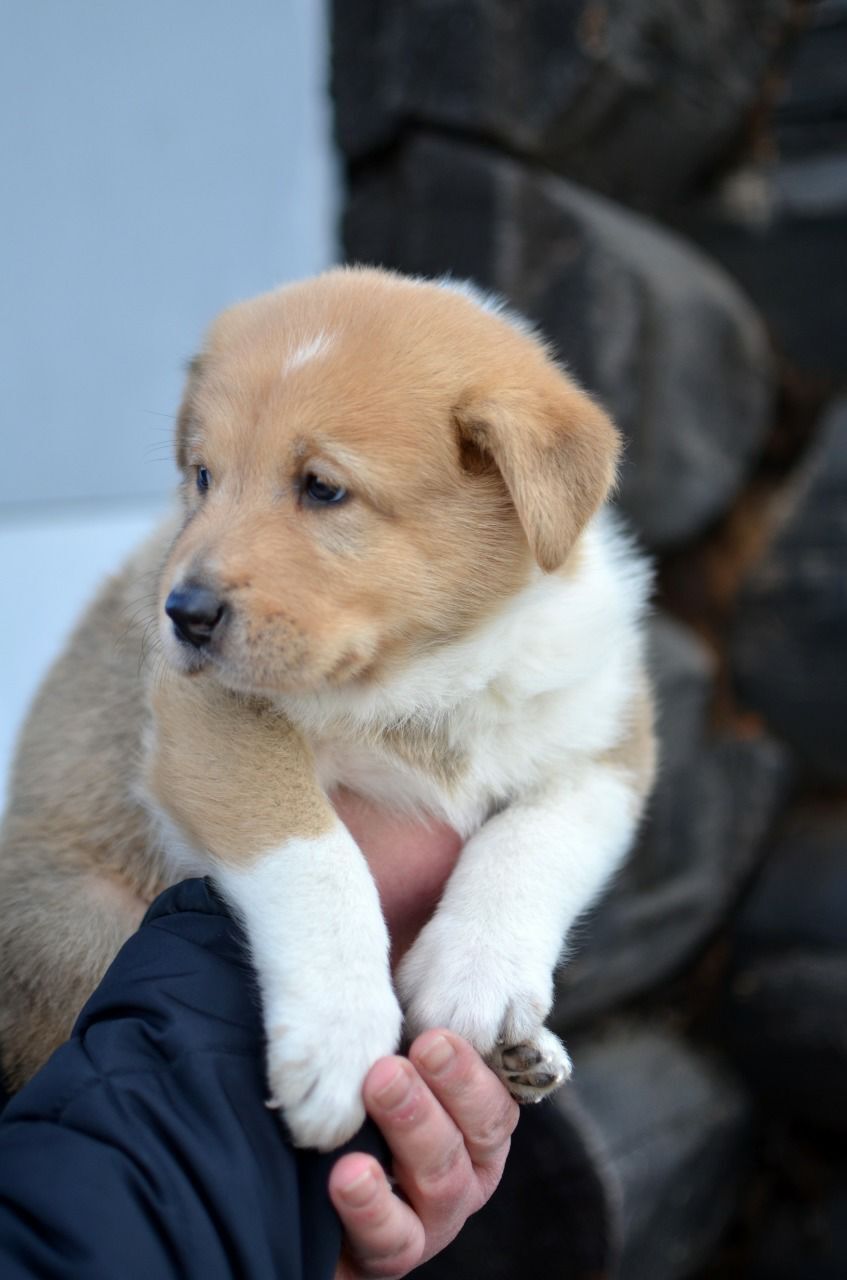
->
0 268 655 1151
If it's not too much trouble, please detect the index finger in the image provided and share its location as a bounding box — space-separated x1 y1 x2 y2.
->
409 1030 519 1171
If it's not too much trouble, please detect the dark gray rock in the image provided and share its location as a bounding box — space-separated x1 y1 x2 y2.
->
724 803 847 1134
333 0 792 213
776 0 847 159
676 3 847 382
678 153 847 383
726 951 847 1135
732 398 847 782
553 616 789 1028
345 133 775 548
568 1025 752 1280
417 1091 616 1280
735 803 847 955
749 1175 847 1280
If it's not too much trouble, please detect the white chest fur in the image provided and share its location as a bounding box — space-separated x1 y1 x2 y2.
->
284 511 651 836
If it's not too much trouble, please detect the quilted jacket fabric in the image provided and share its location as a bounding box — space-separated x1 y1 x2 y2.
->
0 878 384 1278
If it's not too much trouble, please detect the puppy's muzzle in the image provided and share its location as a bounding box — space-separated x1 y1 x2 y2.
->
165 583 226 650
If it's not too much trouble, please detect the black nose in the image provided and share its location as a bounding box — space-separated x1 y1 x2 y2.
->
165 584 225 649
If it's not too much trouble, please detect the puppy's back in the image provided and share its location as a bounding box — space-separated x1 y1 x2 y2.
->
0 521 173 1086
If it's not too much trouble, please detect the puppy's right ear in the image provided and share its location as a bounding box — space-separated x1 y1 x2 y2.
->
175 354 206 471
455 373 620 572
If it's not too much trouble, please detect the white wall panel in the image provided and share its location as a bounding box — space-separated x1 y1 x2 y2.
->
0 0 337 509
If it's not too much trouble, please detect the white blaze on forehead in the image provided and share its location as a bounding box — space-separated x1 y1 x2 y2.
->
282 331 333 374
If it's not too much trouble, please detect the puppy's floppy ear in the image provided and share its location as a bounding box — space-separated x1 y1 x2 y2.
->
174 354 206 471
455 373 620 572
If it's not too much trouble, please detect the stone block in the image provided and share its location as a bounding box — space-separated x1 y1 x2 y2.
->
333 0 792 213
775 0 847 159
734 803 847 955
678 154 847 383
748 1175 847 1279
724 802 847 1134
676 3 847 382
732 398 847 781
726 951 847 1136
569 1026 752 1280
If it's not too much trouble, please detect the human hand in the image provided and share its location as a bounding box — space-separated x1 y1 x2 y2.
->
331 783 515 1273
330 1029 518 1279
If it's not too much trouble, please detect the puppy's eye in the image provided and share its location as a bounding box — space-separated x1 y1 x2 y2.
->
196 466 212 493
303 473 348 505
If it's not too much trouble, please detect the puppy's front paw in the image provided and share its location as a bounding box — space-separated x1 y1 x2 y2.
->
487 1027 572 1102
266 985 403 1152
398 921 570 1103
397 914 562 1089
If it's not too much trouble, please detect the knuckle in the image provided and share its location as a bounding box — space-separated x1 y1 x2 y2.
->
358 1230 422 1279
468 1096 520 1160
413 1134 469 1201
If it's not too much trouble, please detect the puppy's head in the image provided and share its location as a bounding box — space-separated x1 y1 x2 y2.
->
158 268 619 696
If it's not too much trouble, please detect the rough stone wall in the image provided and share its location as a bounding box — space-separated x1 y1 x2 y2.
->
333 3 847 1276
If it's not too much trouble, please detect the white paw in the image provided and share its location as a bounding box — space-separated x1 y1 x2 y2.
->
265 984 403 1152
487 1026 572 1102
396 912 555 1058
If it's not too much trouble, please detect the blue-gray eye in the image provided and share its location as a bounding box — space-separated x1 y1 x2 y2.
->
304 474 347 505
196 466 211 492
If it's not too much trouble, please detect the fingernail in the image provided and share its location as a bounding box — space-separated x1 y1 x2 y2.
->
373 1062 413 1110
338 1166 377 1207
417 1033 455 1075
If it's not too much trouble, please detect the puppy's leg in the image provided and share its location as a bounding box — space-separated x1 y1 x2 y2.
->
213 828 401 1150
145 672 401 1151
397 758 647 1101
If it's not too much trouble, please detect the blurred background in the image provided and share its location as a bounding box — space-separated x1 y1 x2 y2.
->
2 2 846 1277
0 0 336 788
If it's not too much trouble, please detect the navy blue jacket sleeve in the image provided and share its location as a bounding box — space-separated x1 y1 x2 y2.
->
0 878 385 1279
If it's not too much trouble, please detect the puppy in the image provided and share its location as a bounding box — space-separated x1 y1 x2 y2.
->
0 268 655 1150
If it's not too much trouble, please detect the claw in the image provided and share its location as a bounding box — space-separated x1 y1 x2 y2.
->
510 1069 559 1090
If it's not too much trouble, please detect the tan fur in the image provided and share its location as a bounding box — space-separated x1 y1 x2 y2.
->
454 376 620 573
160 270 620 696
601 678 657 802
0 526 173 1085
379 721 469 792
0 267 632 1088
146 668 335 863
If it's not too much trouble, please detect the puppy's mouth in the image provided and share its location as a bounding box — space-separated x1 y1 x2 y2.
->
194 645 377 699
160 590 378 695
166 638 212 676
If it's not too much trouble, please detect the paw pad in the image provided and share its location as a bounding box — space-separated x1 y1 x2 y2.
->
489 1028 572 1102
